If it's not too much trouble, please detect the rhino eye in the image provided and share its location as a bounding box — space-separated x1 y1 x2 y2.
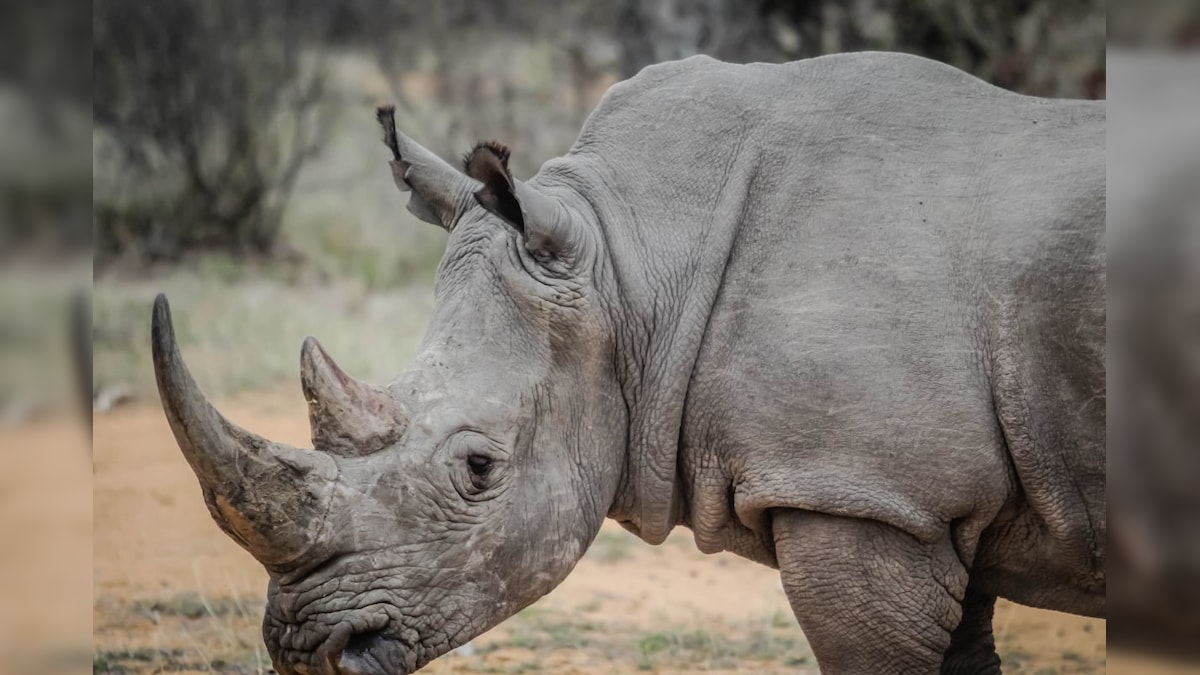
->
466 454 493 488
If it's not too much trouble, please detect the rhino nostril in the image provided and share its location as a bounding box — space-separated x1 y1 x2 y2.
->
345 628 386 654
336 629 390 675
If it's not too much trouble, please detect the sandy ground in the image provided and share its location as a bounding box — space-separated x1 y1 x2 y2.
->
0 414 92 673
90 391 1111 673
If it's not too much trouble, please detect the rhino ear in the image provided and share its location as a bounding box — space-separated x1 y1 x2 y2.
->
376 105 475 230
463 141 525 231
463 141 580 259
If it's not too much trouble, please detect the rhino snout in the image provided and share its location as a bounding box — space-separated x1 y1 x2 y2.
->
267 612 418 675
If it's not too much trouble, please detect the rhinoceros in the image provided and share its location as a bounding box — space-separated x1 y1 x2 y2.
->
151 52 1104 674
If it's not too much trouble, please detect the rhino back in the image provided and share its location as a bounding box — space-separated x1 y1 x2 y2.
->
563 53 1104 614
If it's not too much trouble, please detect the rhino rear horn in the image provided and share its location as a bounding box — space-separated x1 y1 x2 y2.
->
151 295 336 571
300 336 408 456
377 105 477 230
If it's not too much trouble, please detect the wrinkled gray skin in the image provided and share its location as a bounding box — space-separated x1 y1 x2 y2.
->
152 53 1104 675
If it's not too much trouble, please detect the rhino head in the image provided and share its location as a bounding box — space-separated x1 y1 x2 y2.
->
152 107 628 674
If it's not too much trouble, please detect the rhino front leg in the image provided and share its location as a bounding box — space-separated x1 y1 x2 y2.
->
940 586 1002 674
773 509 968 674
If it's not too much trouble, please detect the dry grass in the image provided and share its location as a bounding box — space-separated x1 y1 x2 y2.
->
92 273 435 401
94 590 270 674
92 584 816 675
0 261 88 414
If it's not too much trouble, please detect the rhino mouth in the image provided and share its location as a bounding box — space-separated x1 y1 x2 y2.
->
335 628 416 675
268 615 423 675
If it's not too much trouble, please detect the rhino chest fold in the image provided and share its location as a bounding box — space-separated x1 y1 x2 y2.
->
682 350 1010 545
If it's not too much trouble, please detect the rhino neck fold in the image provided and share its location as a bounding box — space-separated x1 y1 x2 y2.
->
557 131 762 545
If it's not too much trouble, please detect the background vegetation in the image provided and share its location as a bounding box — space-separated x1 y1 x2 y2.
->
90 0 1107 400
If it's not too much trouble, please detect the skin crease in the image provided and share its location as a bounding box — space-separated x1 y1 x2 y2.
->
155 52 1105 675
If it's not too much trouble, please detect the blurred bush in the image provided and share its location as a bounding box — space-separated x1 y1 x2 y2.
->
93 0 334 262
0 0 90 422
616 0 1105 98
1108 51 1200 670
91 0 1105 273
1106 2 1200 669
0 0 89 258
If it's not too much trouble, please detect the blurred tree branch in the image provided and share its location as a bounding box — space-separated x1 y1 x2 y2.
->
613 0 1104 98
93 0 334 262
90 0 1104 267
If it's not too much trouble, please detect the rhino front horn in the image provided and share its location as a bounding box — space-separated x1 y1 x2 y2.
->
152 294 337 571
300 336 408 456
